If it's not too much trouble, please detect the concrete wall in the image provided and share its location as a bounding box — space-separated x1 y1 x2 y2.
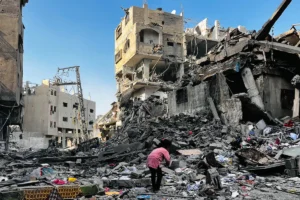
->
11 132 49 149
263 75 293 118
168 83 208 115
23 85 49 134
0 0 26 103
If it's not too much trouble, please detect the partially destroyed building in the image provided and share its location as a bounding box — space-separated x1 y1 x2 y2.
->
112 0 300 129
115 4 184 103
0 0 28 146
21 80 96 148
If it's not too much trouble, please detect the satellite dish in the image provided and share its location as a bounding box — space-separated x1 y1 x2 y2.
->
171 10 176 14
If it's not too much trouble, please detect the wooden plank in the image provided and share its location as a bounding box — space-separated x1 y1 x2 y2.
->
177 149 202 155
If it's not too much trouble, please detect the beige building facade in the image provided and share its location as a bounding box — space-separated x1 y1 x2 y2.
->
23 80 96 148
114 4 184 103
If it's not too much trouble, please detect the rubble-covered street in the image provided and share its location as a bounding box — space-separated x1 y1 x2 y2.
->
1 0 300 199
3 108 300 199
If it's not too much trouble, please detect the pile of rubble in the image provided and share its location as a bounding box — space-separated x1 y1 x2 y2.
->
2 103 300 199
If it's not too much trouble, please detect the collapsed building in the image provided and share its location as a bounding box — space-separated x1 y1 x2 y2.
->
108 0 300 130
0 0 29 149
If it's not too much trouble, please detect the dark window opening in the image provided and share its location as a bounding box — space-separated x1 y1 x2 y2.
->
281 89 294 110
177 43 182 46
63 102 68 107
162 21 165 25
54 91 56 96
54 122 56 128
50 105 53 115
90 109 94 113
73 103 79 109
51 90 53 95
63 117 68 122
167 42 174 46
176 88 188 104
78 129 81 133
123 39 130 53
18 34 24 53
116 25 122 39
140 30 144 42
115 50 122 64
50 121 53 128
54 106 56 112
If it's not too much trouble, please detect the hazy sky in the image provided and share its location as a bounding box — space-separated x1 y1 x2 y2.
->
22 0 299 115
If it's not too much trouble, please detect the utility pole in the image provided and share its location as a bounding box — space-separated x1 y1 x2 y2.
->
52 66 88 140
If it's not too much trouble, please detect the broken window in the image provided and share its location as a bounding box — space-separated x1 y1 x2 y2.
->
54 122 56 128
50 121 53 128
18 34 24 53
140 30 144 42
63 117 68 122
116 25 122 39
90 109 94 113
115 50 122 64
63 102 68 107
167 42 174 46
176 88 188 104
73 103 79 109
140 29 159 44
123 39 130 53
281 89 294 110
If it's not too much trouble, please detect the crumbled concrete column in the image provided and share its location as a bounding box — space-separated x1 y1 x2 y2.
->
142 59 151 81
241 67 265 110
176 63 184 81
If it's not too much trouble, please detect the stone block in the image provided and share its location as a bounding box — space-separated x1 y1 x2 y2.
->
209 143 223 150
161 167 175 174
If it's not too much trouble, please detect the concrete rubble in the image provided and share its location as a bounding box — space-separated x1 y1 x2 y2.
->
1 0 300 199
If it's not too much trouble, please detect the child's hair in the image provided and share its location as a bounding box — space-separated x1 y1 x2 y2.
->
160 139 172 149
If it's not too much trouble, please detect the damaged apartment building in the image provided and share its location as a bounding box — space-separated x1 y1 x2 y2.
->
17 80 96 149
110 0 300 129
0 0 28 149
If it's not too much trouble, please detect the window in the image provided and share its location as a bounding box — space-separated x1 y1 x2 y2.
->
90 109 94 113
18 34 23 53
281 89 294 110
54 106 56 112
63 117 68 122
162 21 165 25
54 122 56 128
116 25 122 39
123 39 130 53
50 105 53 115
51 90 53 95
63 102 68 107
140 30 144 42
73 103 79 109
176 88 188 104
167 42 174 46
50 121 53 128
54 91 56 96
115 50 122 64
